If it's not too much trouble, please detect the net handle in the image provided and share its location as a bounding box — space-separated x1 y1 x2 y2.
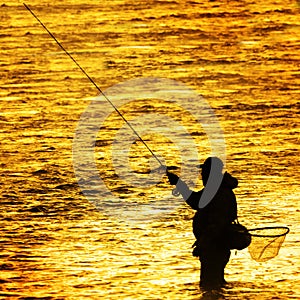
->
248 226 290 237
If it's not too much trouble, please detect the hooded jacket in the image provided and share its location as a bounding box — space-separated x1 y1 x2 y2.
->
176 172 238 245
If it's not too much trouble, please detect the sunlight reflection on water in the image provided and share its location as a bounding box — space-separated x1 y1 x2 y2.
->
0 0 299 299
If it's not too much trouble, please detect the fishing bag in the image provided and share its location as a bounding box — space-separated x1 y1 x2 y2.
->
227 220 251 250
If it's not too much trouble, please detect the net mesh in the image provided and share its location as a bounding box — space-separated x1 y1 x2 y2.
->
247 227 289 262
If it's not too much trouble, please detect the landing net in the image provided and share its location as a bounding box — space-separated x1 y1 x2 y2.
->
247 226 289 262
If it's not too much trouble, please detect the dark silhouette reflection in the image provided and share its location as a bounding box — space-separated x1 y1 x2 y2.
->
167 157 238 289
200 287 226 300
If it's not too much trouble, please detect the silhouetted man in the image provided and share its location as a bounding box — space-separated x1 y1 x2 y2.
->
167 157 238 288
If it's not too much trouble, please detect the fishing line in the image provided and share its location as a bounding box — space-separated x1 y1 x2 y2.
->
23 2 164 168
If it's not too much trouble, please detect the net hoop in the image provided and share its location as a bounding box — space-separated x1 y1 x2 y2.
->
248 226 289 238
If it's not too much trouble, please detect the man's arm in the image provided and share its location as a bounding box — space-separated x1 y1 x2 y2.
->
167 172 202 210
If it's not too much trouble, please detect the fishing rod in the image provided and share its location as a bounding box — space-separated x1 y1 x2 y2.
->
23 2 164 168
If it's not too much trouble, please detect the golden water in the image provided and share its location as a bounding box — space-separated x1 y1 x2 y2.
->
1 0 299 299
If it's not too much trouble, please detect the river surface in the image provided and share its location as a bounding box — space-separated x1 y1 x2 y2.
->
1 0 300 299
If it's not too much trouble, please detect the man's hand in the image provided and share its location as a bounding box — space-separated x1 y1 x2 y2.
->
167 171 179 185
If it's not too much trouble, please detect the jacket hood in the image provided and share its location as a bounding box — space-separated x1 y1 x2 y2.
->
222 171 238 189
